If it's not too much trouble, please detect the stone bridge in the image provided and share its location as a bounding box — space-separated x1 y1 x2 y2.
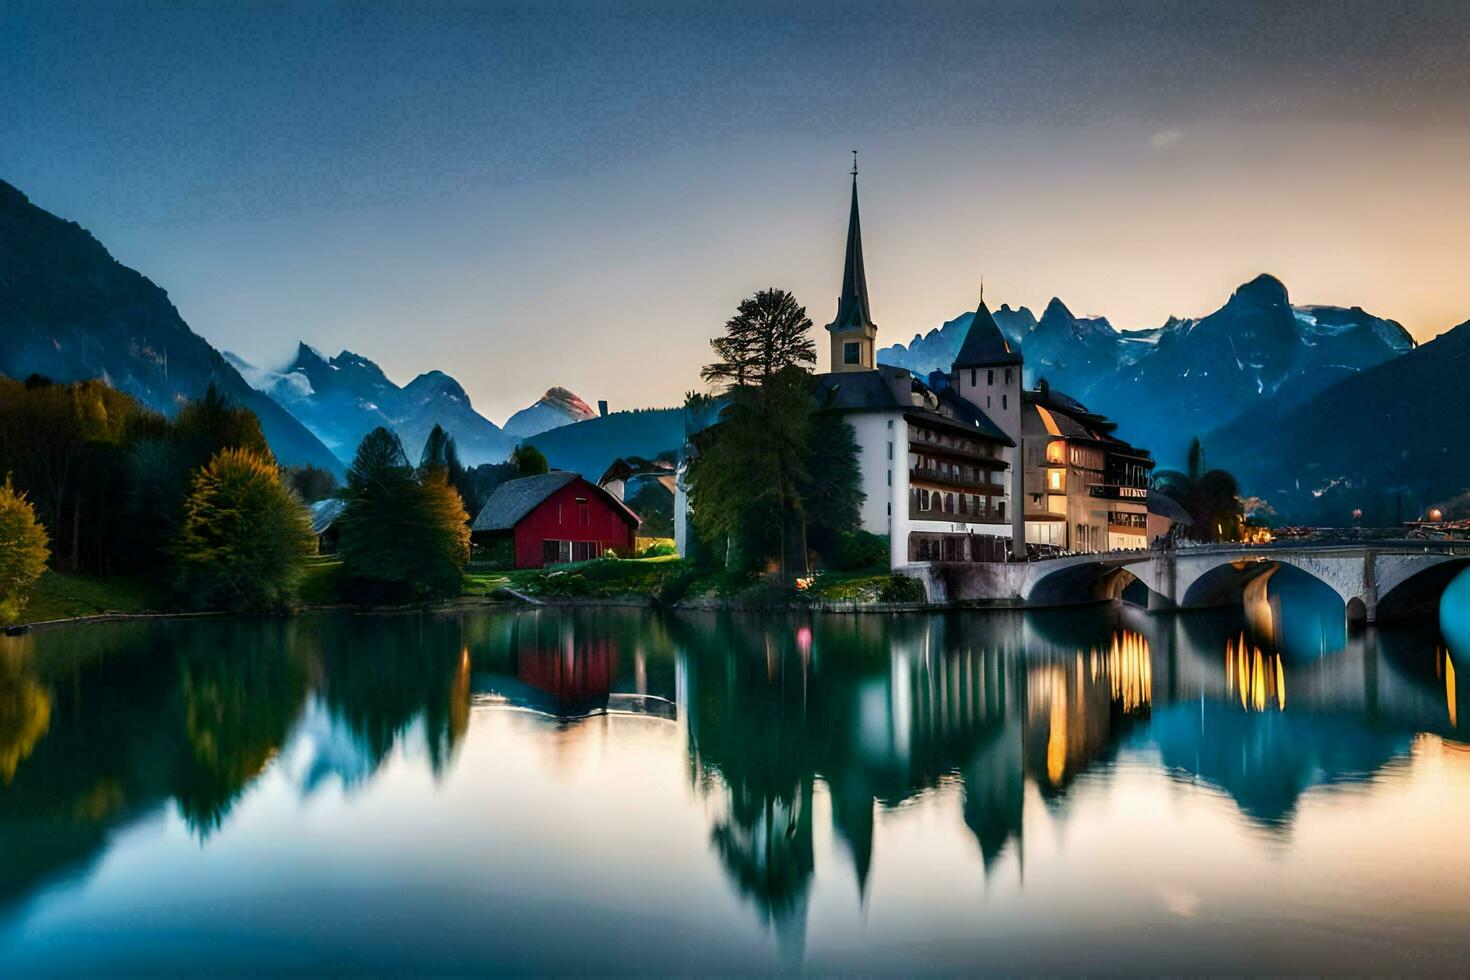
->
905 541 1470 624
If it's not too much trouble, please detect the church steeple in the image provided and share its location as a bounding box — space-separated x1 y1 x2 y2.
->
826 154 878 372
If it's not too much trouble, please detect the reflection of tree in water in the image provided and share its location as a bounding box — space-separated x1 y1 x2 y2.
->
679 614 816 946
0 652 51 785
173 620 309 836
308 615 472 777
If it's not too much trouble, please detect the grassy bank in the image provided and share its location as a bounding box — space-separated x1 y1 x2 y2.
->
20 570 169 623
12 555 918 627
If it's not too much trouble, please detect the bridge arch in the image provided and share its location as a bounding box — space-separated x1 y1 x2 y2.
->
1376 558 1470 623
1178 558 1280 609
1023 555 1153 608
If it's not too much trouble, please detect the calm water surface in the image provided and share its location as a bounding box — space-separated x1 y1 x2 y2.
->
2 569 1469 974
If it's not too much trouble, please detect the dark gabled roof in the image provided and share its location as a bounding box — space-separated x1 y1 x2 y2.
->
1148 490 1193 526
812 367 1014 447
825 175 876 334
471 471 641 532
812 368 906 412
310 497 347 535
936 385 1014 446
1023 385 1153 463
953 298 1023 368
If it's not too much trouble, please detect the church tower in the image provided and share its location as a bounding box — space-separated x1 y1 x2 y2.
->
953 290 1027 558
826 156 878 373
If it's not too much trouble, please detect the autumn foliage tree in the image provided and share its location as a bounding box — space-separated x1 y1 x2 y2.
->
0 478 50 625
173 447 315 612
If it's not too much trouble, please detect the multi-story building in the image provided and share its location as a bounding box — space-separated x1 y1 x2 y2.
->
675 165 1154 567
1021 380 1153 552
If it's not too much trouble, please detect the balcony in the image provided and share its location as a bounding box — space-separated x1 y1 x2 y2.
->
909 466 1007 493
909 503 1007 525
1087 483 1149 501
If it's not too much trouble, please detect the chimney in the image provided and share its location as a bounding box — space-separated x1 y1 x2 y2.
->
598 400 609 417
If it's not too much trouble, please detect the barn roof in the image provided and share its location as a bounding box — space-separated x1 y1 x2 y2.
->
471 471 641 532
310 498 347 535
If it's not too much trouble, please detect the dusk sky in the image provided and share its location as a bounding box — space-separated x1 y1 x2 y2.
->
5 1 1470 423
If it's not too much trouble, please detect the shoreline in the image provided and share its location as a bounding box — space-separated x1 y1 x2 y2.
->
4 589 968 635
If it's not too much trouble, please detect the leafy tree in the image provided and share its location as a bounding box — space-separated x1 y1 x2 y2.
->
173 447 315 612
285 464 339 503
688 366 815 576
1154 437 1244 542
511 444 550 477
800 410 864 550
628 482 674 537
701 288 816 391
338 427 470 599
0 478 50 625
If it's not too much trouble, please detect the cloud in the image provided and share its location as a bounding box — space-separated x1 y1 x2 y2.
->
1150 129 1183 150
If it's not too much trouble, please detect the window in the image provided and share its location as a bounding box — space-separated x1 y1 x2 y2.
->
843 341 860 364
1002 394 1008 410
542 539 574 565
577 497 590 527
987 369 994 385
970 369 976 386
1046 441 1065 464
987 395 992 408
572 540 599 561
1005 368 1012 384
1047 469 1065 491
887 441 893 460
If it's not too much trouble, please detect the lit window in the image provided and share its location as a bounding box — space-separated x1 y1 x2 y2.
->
1047 469 1065 491
1046 441 1065 464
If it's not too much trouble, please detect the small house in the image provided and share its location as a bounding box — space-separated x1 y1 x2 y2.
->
471 471 641 568
310 498 348 555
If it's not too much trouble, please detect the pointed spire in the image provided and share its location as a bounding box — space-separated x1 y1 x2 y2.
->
827 157 875 335
953 286 1022 368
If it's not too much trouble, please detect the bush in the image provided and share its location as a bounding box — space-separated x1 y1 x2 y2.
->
338 428 470 600
828 530 889 571
878 574 926 604
638 539 678 558
173 448 315 612
0 478 50 624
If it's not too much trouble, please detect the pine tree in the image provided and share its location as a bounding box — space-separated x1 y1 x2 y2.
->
701 288 816 391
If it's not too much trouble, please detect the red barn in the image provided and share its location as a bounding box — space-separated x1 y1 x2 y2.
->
470 471 641 568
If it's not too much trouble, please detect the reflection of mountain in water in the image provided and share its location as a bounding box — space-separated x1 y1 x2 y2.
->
1146 703 1409 827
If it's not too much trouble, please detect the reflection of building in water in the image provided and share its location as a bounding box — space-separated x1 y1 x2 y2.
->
1226 633 1287 712
472 611 677 722
1024 631 1153 796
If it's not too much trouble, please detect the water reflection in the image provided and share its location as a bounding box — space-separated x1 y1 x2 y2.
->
1 572 1468 972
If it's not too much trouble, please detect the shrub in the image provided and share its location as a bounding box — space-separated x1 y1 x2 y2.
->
173 448 314 612
828 530 889 571
878 574 926 604
638 539 678 558
0 478 50 624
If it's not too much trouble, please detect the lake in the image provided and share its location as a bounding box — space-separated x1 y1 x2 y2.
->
2 568 1468 974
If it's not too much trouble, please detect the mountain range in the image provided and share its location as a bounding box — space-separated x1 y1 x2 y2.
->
3 174 1462 521
0 178 344 474
878 274 1416 468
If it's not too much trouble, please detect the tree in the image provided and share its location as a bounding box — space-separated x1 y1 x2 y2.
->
800 409 864 549
510 444 549 477
628 482 674 538
173 447 315 612
0 478 50 625
338 427 470 599
1154 437 1244 542
419 423 477 517
687 366 815 576
701 288 816 391
285 464 339 504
